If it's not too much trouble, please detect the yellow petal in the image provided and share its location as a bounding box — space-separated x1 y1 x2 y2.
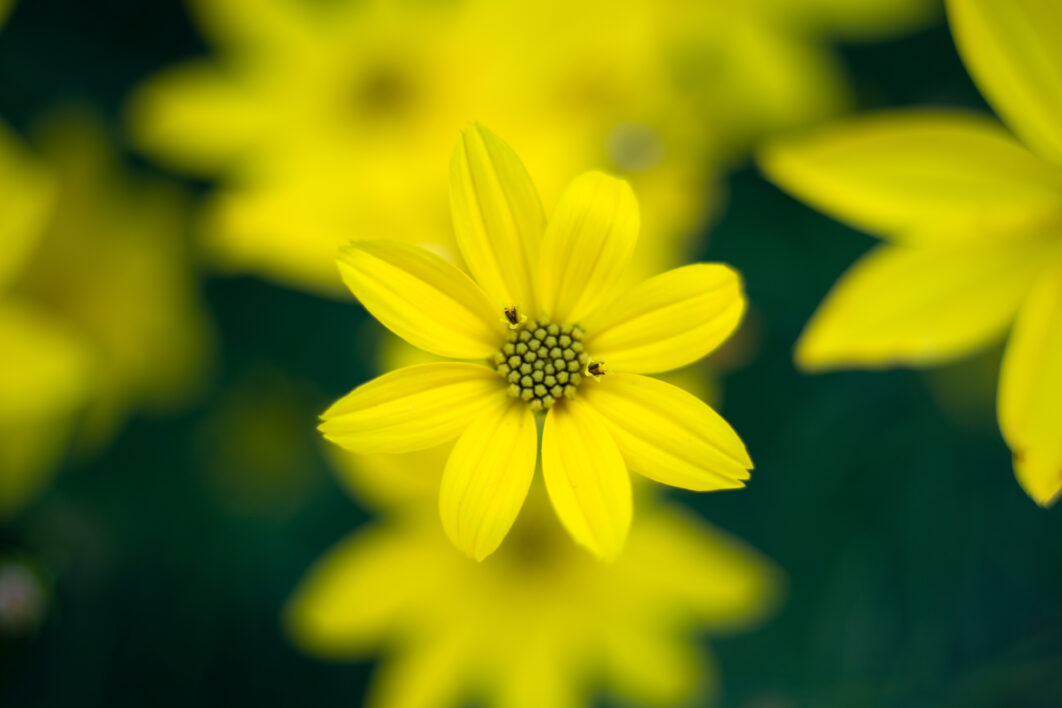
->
328 444 448 510
759 111 1062 241
188 0 313 53
367 635 470 708
493 647 581 708
541 399 631 559
0 124 54 289
284 525 448 658
998 260 1062 506
777 0 938 40
0 301 94 518
449 123 546 312
582 264 745 374
338 240 505 360
319 363 504 454
538 171 639 323
948 0 1062 165
582 373 751 491
600 630 710 708
622 506 782 629
127 62 268 175
796 241 1054 370
439 400 538 561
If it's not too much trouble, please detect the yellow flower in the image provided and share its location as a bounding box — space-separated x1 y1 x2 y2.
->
0 302 93 518
128 0 714 295
320 124 751 560
759 0 1062 506
0 112 213 516
127 0 935 296
287 463 780 708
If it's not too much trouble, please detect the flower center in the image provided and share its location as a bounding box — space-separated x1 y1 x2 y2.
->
493 314 590 411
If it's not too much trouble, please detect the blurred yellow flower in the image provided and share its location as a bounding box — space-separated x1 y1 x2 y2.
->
760 0 1062 506
287 466 780 708
321 125 751 560
0 113 213 517
128 0 935 296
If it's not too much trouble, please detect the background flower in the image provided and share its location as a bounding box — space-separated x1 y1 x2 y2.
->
289 447 781 708
127 0 938 296
759 0 1062 506
0 111 214 518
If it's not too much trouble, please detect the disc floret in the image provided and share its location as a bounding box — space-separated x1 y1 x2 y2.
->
493 315 589 411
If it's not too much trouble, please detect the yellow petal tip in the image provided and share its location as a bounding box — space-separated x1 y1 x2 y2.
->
1015 455 1062 508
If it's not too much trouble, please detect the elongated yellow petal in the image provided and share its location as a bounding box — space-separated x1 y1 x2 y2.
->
493 645 581 708
319 363 504 454
600 628 708 708
782 0 938 40
284 525 446 658
998 260 1062 506
0 301 94 518
367 634 470 708
948 0 1062 166
127 62 268 175
538 171 639 323
0 125 54 289
797 240 1054 370
450 123 546 312
439 400 537 561
338 240 505 360
541 399 631 559
760 111 1062 241
582 373 751 491
582 264 745 374
622 506 782 628
189 0 314 53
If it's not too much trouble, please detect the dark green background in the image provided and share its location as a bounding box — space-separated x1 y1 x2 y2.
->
2 1 1060 706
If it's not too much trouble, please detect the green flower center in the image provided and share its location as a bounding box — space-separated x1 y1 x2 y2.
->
492 316 590 411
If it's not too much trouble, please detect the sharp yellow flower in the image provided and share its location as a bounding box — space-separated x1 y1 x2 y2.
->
127 0 935 296
759 0 1062 506
287 467 780 708
0 112 213 516
320 125 751 560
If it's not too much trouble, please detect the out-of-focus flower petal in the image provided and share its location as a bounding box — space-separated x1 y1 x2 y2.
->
284 524 451 658
0 301 93 518
948 0 1062 166
600 628 711 707
127 62 269 175
760 111 1062 241
620 506 783 629
189 0 315 55
764 0 938 40
796 240 1057 370
0 125 53 289
999 259 1062 506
